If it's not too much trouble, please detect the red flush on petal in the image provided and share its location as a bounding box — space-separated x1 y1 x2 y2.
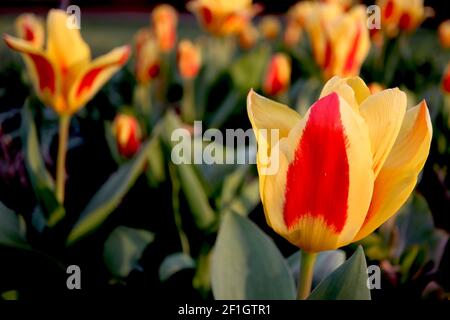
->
29 53 56 94
343 24 362 75
75 67 103 98
283 93 350 233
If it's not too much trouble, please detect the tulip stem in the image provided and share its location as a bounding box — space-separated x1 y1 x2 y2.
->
56 115 70 204
297 250 317 300
181 79 195 124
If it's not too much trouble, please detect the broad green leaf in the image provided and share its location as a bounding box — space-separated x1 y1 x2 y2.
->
161 111 216 230
211 212 296 300
21 101 65 227
0 202 29 248
103 226 154 278
308 246 371 300
287 249 346 287
159 252 195 282
66 138 153 245
230 45 270 93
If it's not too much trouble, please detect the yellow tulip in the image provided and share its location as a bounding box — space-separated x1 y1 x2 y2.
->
377 0 433 37
15 13 44 48
247 76 432 252
151 4 178 53
187 0 261 36
306 4 370 80
134 28 160 85
4 10 130 115
258 16 281 41
177 40 202 79
438 20 450 49
263 53 291 97
4 9 130 115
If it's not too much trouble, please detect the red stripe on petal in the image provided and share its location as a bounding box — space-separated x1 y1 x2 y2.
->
75 66 103 98
343 24 362 75
29 53 56 94
24 24 35 42
283 93 349 233
384 0 394 19
201 7 213 25
323 37 332 70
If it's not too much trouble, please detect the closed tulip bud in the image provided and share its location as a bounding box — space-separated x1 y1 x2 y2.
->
258 16 281 41
283 21 302 48
152 4 178 53
248 76 432 252
177 40 202 79
238 22 259 50
438 20 450 49
263 53 291 97
4 9 130 115
113 114 142 158
443 63 450 94
187 0 261 36
15 13 44 48
134 29 160 84
307 5 370 79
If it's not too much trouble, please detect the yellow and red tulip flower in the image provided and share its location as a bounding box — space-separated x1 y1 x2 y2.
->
378 0 432 37
258 16 281 41
263 53 291 97
443 63 450 94
287 1 319 29
319 0 353 11
187 0 261 36
113 114 142 158
151 4 178 53
15 13 44 48
306 5 370 80
238 22 259 50
438 20 450 49
134 28 160 85
177 40 202 80
247 76 432 252
4 10 130 116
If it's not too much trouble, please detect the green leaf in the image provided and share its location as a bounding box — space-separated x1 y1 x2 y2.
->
21 100 65 228
159 252 195 282
308 246 371 300
161 111 216 230
0 202 29 249
230 45 271 93
103 226 154 278
220 178 260 217
145 136 166 187
287 249 346 287
211 212 296 299
66 138 153 245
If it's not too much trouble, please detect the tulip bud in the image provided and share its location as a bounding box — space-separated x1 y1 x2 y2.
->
443 63 450 94
177 40 202 80
263 53 291 96
113 114 142 158
152 4 178 53
439 20 450 49
134 29 160 84
238 23 259 50
258 16 281 41
15 13 44 48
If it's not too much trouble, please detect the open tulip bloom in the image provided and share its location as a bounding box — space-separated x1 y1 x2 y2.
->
248 76 432 298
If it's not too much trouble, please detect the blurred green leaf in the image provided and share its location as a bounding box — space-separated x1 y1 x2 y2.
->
67 138 153 245
220 178 260 217
103 226 154 278
0 202 28 248
308 246 371 300
211 212 296 299
21 100 65 228
146 136 166 187
230 45 270 93
161 111 216 230
287 249 346 287
159 252 195 282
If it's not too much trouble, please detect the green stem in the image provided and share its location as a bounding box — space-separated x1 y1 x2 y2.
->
56 115 70 204
297 250 317 300
181 79 195 124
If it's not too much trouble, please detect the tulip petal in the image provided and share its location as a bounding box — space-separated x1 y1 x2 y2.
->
4 35 59 108
68 45 130 114
359 88 407 176
354 101 432 241
46 9 91 70
15 13 44 48
320 76 370 111
274 93 374 252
